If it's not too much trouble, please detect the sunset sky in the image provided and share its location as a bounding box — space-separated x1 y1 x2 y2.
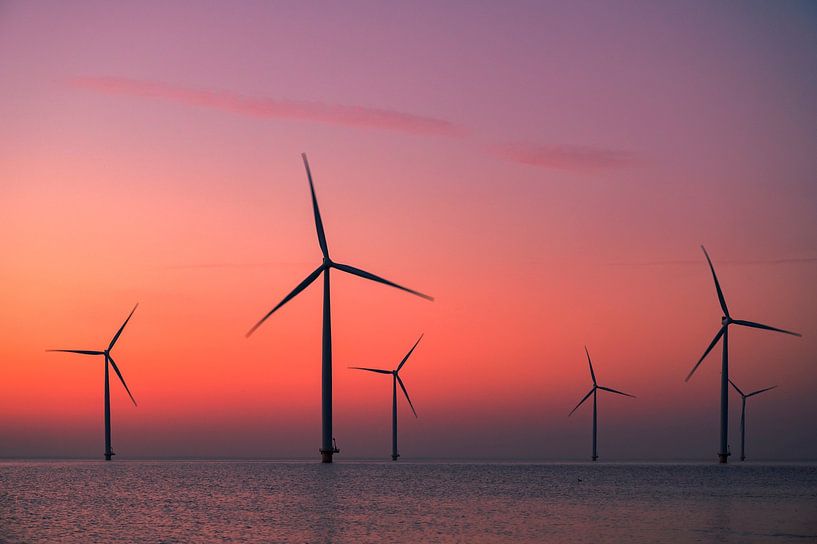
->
1 1 816 460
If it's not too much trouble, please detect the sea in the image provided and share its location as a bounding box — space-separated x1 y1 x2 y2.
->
1 461 815 543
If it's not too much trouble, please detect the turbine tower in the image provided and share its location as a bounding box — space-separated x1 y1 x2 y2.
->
47 304 139 460
247 154 432 463
350 334 422 460
729 379 777 462
685 246 800 463
569 347 635 461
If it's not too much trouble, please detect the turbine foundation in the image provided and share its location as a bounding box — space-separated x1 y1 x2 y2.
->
718 452 729 464
320 443 339 463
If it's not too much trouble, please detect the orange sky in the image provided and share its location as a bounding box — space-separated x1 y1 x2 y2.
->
1 1 816 459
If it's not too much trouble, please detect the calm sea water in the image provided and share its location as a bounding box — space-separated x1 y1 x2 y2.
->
1 461 816 543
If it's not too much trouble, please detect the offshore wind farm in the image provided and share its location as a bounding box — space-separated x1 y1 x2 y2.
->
2 2 817 543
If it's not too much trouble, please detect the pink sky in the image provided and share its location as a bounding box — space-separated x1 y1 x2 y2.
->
1 1 816 459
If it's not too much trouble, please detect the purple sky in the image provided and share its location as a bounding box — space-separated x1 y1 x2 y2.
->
1 1 816 460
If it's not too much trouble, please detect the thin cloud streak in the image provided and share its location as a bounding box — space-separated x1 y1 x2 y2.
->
163 261 311 270
70 76 637 173
70 76 464 137
606 257 817 267
493 143 637 172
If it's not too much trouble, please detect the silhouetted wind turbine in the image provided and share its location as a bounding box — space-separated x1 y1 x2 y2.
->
350 334 423 460
729 379 777 462
569 347 635 461
246 154 433 463
47 304 138 460
685 246 800 463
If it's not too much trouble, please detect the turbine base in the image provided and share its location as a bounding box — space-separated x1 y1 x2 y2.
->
592 455 598 462
718 452 730 464
391 454 400 461
320 447 340 463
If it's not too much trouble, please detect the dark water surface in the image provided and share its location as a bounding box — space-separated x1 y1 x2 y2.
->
1 461 816 543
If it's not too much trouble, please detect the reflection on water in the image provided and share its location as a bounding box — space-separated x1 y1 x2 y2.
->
1 461 816 543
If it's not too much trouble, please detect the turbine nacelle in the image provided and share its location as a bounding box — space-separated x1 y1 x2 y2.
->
46 304 139 407
246 157 432 338
569 347 635 416
686 246 801 383
350 334 423 419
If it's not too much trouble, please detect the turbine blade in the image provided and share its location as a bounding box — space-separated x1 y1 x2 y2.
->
731 319 801 337
701 245 729 317
246 265 324 337
747 385 777 397
397 334 424 371
302 153 329 259
569 388 595 416
348 366 391 375
332 262 433 301
728 378 745 397
396 375 417 417
598 386 636 398
46 349 104 355
584 346 596 385
107 355 137 407
685 326 725 382
109 303 139 350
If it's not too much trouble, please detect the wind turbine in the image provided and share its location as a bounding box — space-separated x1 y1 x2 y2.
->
350 334 423 460
729 379 777 462
569 347 635 461
47 304 138 460
247 154 433 463
685 246 800 463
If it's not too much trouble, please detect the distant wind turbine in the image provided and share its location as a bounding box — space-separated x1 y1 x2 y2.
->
569 347 635 461
247 154 433 463
685 246 800 463
729 379 777 462
350 334 423 460
47 304 139 461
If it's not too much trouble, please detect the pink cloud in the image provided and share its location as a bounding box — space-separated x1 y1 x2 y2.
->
69 76 636 173
69 76 464 137
493 143 637 172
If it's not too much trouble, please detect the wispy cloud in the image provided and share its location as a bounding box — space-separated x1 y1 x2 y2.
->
70 76 637 173
606 257 817 267
70 76 464 137
492 143 637 172
162 261 309 270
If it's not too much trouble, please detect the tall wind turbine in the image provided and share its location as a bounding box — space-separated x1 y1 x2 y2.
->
729 379 777 462
47 304 139 460
569 347 635 461
350 334 423 460
685 246 800 463
247 154 433 463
